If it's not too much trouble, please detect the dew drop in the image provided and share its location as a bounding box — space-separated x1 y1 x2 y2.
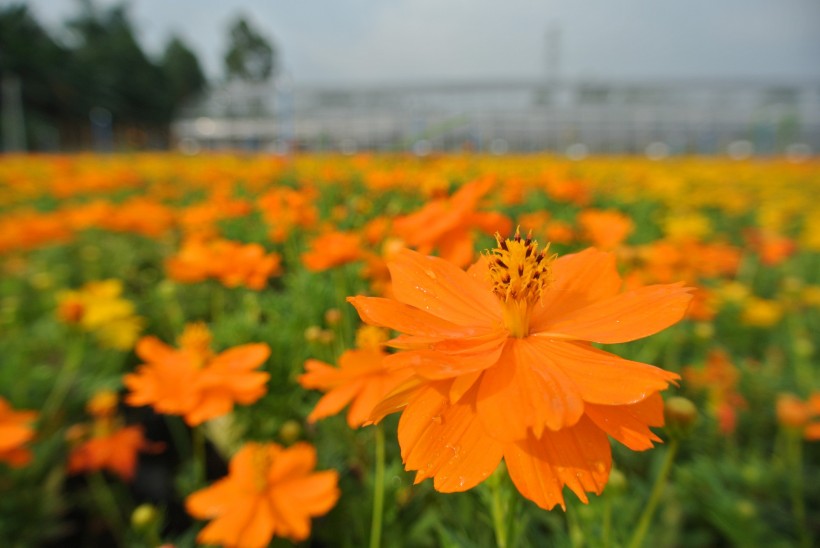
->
431 415 442 424
424 269 437 280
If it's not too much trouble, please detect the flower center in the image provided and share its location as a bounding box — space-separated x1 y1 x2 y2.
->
487 229 554 338
178 322 213 367
251 444 273 493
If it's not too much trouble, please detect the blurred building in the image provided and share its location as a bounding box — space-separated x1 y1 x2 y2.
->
172 78 820 156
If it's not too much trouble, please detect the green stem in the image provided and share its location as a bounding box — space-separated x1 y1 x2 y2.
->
41 333 85 432
88 472 125 547
193 425 206 486
488 470 508 548
627 439 679 548
787 430 812 548
602 492 613 548
369 424 385 548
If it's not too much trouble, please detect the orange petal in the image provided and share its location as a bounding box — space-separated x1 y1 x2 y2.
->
585 393 665 451
186 477 244 518
398 383 503 492
503 415 611 510
348 296 480 339
539 283 693 343
269 442 317 483
476 340 584 441
135 336 177 363
306 380 364 424
367 376 426 424
387 249 501 328
210 343 271 370
536 340 679 405
530 248 623 332
385 334 504 380
196 498 270 548
282 470 341 517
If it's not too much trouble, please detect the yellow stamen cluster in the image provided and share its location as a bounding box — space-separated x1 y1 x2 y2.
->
487 229 555 337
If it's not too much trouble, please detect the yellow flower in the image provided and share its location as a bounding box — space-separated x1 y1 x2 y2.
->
57 279 143 350
741 297 783 328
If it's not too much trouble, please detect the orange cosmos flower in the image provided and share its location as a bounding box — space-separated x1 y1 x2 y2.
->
67 391 160 481
299 326 415 428
124 323 270 426
0 397 38 467
186 442 339 547
348 230 692 509
301 230 364 272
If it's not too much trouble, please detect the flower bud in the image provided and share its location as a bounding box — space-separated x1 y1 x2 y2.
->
279 420 302 444
664 396 698 438
131 503 159 530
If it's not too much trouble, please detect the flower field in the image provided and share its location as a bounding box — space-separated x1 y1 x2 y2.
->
0 152 818 547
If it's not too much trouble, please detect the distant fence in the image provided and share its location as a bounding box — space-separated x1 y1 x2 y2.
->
173 79 820 156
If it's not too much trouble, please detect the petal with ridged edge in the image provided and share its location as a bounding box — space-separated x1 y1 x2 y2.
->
388 249 501 328
585 393 665 451
367 377 426 424
385 333 505 380
535 340 679 406
530 248 623 332
538 283 693 344
348 296 482 339
398 382 503 492
476 339 585 441
503 415 611 510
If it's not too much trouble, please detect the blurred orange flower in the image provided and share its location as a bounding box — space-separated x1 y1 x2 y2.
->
683 350 746 434
166 236 281 290
299 326 415 428
124 323 270 426
186 442 339 547
349 231 692 509
0 397 37 468
67 391 159 481
301 230 363 272
577 209 634 250
392 178 512 268
777 393 820 440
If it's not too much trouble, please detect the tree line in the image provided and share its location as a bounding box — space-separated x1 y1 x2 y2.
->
0 2 276 151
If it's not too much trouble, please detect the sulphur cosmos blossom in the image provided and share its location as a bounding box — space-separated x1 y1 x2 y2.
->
348 231 693 509
124 323 270 426
299 326 415 428
186 442 339 547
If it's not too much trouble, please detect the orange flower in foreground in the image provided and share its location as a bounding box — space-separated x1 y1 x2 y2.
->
299 326 415 427
348 231 692 509
186 442 339 547
124 323 270 426
0 397 38 467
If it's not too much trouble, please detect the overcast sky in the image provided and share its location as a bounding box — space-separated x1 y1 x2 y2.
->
8 0 820 84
